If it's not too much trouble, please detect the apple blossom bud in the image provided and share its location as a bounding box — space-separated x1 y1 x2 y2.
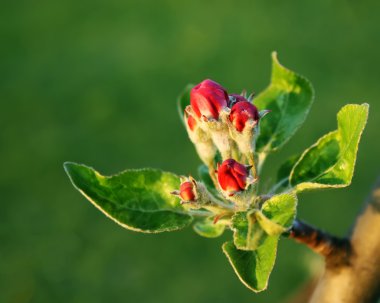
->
217 159 250 196
190 79 229 120
229 100 259 132
179 181 196 202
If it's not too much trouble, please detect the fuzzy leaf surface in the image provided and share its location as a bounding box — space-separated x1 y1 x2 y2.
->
193 217 225 238
255 52 314 154
64 162 193 233
290 103 369 192
222 238 278 292
261 193 297 229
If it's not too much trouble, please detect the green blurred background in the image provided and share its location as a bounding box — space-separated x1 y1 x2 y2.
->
1 0 379 302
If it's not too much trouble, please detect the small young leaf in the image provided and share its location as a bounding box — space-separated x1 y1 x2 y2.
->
222 238 278 292
261 193 297 230
254 211 286 236
231 211 266 251
231 212 250 249
290 103 369 192
255 52 314 154
247 211 267 250
193 218 225 238
64 162 193 233
177 83 194 122
231 193 296 249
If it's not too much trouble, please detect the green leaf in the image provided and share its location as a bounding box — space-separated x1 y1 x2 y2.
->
222 238 278 292
64 162 193 233
290 103 369 192
231 212 250 249
226 195 294 290
193 217 225 238
254 211 286 236
255 52 314 154
177 83 194 122
231 211 266 251
259 193 297 235
231 193 296 250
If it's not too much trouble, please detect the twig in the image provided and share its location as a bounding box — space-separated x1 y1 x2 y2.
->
308 180 380 303
288 219 351 267
288 178 380 303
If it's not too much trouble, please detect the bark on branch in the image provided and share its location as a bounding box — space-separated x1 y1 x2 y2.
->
289 180 380 303
289 219 351 267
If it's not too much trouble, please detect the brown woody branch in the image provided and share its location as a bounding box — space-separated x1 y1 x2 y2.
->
287 179 380 303
288 219 351 268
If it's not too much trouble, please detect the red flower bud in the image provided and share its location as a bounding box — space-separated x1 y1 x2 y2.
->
217 159 249 195
179 181 196 202
190 79 229 120
187 115 197 131
229 100 259 132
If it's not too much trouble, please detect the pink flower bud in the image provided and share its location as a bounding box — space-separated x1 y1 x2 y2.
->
229 100 259 132
187 115 197 131
217 159 249 195
179 181 196 202
190 79 229 120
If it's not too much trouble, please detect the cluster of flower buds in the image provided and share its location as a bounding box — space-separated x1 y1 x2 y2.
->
171 158 256 211
177 79 269 210
184 79 269 177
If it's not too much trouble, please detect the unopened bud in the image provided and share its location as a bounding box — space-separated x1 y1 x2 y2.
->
229 99 259 132
217 159 250 196
190 79 229 120
179 181 196 202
